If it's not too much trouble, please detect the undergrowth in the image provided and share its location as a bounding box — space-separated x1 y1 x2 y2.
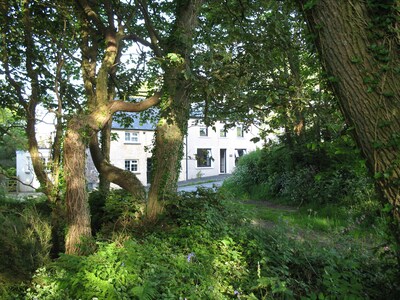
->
9 188 399 299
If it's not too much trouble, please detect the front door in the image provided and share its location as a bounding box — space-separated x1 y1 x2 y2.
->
220 149 226 173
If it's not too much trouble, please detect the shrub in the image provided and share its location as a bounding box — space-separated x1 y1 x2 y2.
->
222 141 376 207
89 189 145 237
0 196 51 279
24 190 400 299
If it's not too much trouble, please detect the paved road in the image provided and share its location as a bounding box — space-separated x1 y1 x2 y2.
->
177 174 230 192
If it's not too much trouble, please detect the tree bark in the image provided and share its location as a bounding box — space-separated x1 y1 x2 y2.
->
99 120 112 195
89 134 146 199
146 0 204 220
297 0 400 255
147 117 185 219
64 117 92 255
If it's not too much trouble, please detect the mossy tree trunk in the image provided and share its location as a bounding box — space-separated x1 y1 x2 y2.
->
146 0 204 220
98 120 112 195
297 0 400 256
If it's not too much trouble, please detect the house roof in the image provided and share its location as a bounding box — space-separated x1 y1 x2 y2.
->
111 113 156 131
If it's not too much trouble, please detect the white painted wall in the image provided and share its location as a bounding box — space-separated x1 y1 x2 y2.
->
16 149 51 192
181 120 263 181
109 129 155 186
15 119 266 192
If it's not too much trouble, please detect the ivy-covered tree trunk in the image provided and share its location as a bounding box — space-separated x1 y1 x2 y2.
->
146 0 203 220
297 0 400 255
64 118 92 255
99 120 112 195
147 113 186 220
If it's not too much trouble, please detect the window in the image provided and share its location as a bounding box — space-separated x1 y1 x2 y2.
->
235 149 247 165
236 126 244 137
199 127 208 137
220 128 227 137
25 156 32 173
196 148 212 167
125 159 138 172
125 132 139 143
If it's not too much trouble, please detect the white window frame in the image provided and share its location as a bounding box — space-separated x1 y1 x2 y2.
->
220 128 227 137
125 131 140 143
196 148 212 168
199 127 208 137
234 149 247 165
125 159 139 172
236 126 244 137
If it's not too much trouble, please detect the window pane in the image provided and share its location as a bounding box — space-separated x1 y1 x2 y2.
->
235 149 246 165
133 133 139 142
125 160 138 172
220 129 226 137
131 160 138 172
236 126 243 137
125 132 130 141
199 127 208 136
197 148 211 167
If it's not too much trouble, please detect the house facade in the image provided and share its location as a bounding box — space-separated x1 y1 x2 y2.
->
16 117 263 192
16 149 52 192
183 119 262 180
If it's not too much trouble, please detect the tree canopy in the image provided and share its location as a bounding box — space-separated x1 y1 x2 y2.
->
0 0 399 259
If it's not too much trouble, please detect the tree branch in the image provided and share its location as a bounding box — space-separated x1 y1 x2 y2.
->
123 33 153 49
89 134 146 199
110 92 161 113
76 0 107 34
136 0 163 57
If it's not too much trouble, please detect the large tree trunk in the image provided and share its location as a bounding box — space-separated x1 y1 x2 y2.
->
64 117 92 255
297 0 400 254
99 120 112 195
147 117 185 219
146 0 204 220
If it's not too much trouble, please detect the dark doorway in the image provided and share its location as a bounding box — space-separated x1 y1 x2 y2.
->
220 149 226 173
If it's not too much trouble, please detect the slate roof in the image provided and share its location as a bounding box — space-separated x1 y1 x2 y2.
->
111 113 156 131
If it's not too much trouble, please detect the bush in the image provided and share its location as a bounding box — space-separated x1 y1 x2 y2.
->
24 190 400 299
220 149 267 200
0 196 52 300
89 189 145 237
222 141 376 207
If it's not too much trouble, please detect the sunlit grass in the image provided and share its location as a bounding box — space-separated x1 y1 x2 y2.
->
243 200 384 239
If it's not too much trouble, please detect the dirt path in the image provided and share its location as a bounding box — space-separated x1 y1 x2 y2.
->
243 200 332 244
244 200 298 212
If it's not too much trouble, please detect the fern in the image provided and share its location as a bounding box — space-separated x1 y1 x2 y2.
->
131 281 156 300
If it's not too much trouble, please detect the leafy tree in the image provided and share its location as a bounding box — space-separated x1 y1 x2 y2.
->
61 0 207 252
0 108 27 170
0 0 80 255
191 1 338 147
296 0 400 259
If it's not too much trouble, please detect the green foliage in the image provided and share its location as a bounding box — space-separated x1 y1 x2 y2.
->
89 190 145 236
22 189 400 299
0 108 27 170
0 195 52 298
223 137 376 209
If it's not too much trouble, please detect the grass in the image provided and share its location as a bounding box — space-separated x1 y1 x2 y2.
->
242 199 385 241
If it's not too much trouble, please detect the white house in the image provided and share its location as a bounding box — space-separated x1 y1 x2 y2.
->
183 119 262 180
16 148 52 192
16 116 263 192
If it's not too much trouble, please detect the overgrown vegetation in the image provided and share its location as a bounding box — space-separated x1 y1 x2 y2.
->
222 136 376 208
1 187 399 299
0 195 51 292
